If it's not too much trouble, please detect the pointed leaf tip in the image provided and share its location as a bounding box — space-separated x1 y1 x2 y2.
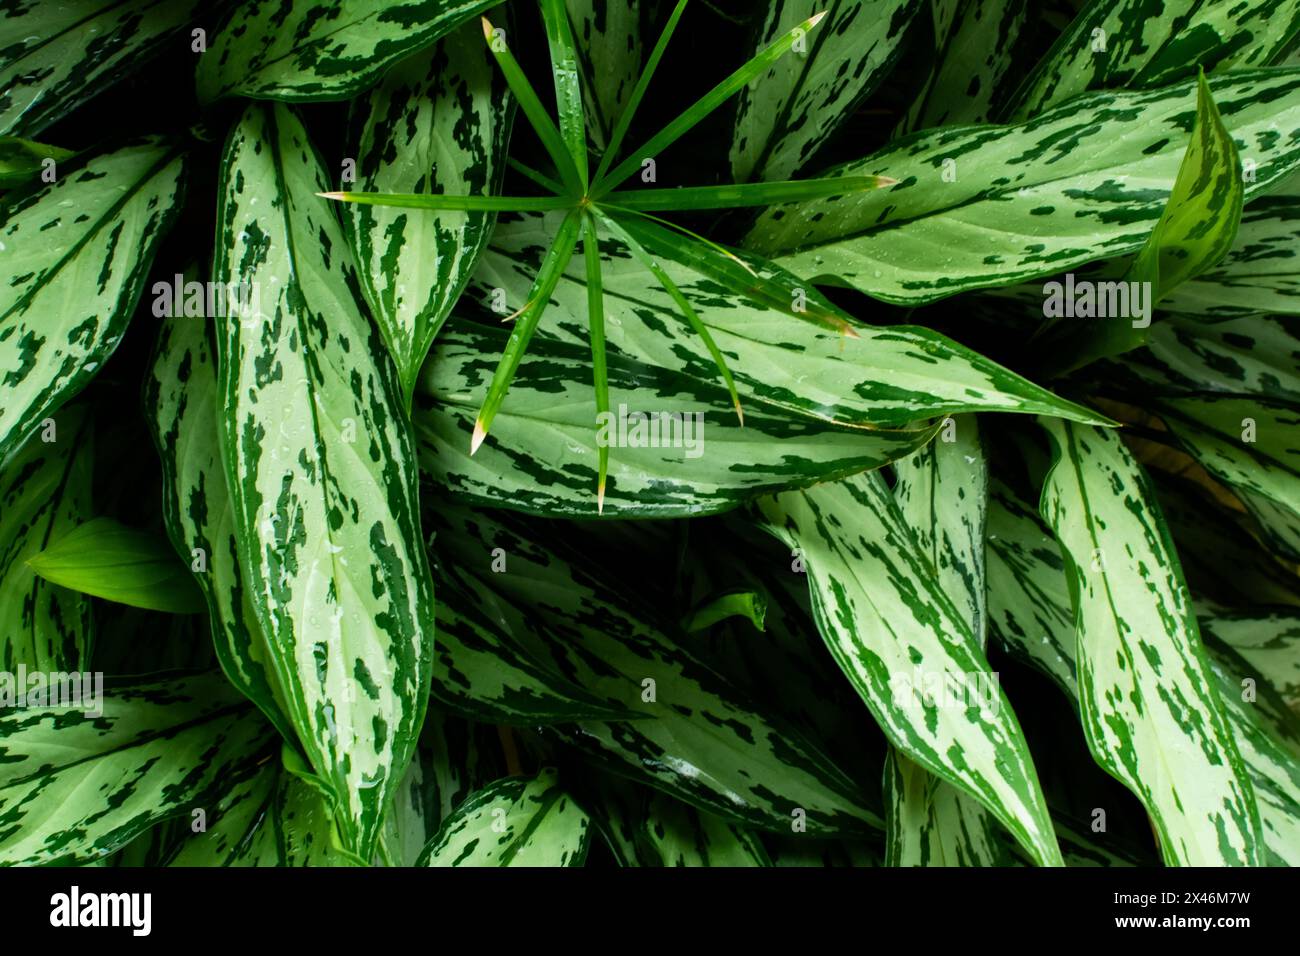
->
597 481 606 515
471 420 487 455
807 11 828 29
481 16 494 42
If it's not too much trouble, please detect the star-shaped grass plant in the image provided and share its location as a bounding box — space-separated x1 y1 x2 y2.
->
323 0 891 511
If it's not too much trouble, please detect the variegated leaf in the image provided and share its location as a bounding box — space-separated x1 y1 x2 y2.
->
1155 394 1300 561
416 770 591 866
583 772 772 867
730 0 921 182
430 535 639 722
214 104 436 860
1121 314 1300 404
884 748 1012 865
0 139 185 465
897 0 1029 133
0 673 273 865
166 758 355 867
0 404 91 671
431 505 880 836
1156 469 1300 611
1161 184 1300 317
1202 610 1300 713
473 213 1108 431
0 0 203 135
985 477 1078 696
754 471 1063 866
565 0 646 153
378 713 505 866
1038 418 1263 865
1008 0 1300 120
1205 638 1300 853
348 22 512 408
146 308 294 742
887 415 1007 866
416 321 939 518
745 69 1300 305
197 0 496 103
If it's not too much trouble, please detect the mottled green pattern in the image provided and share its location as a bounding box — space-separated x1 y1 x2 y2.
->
1202 611 1300 713
213 104 436 860
565 0 645 151
898 0 1028 133
348 21 512 406
432 506 878 835
197 0 496 102
0 0 203 135
756 472 1063 865
167 759 353 866
417 770 591 866
415 321 938 518
1156 395 1300 561
586 773 772 866
884 749 1011 865
1128 72 1243 304
378 714 504 866
1009 0 1300 119
1038 419 1262 865
474 213 1105 429
0 405 90 671
985 478 1078 696
0 139 185 464
1205 646 1300 866
887 416 1007 866
746 70 1300 304
0 673 272 865
1161 184 1300 317
1124 314 1300 403
730 0 920 182
146 309 294 742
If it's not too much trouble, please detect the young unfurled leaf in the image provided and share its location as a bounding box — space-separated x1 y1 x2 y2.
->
27 517 205 615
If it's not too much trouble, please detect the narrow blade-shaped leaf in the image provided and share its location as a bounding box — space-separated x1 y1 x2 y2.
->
473 209 582 449
603 176 893 210
541 0 588 191
595 10 828 193
479 15 584 195
591 0 690 185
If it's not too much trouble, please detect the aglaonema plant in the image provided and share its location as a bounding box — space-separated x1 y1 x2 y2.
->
322 1 891 510
3 0 1300 876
